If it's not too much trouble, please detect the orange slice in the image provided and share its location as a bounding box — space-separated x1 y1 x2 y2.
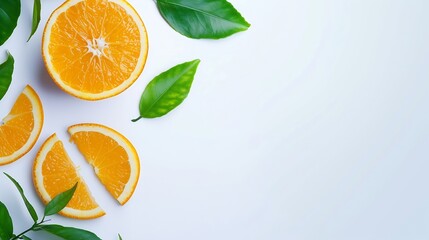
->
33 134 105 219
42 0 148 100
68 123 139 205
0 85 43 165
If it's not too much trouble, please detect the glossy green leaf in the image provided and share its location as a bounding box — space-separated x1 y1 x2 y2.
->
0 201 13 240
156 0 250 39
132 59 200 121
0 0 21 45
0 52 14 100
39 224 101 240
44 183 77 216
4 173 38 223
28 0 41 41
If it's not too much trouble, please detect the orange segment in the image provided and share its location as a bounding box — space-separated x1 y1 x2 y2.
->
0 85 44 165
42 0 148 100
68 123 140 205
33 134 105 219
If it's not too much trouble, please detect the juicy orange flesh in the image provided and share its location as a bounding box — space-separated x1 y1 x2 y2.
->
42 140 99 210
49 0 141 93
0 94 34 156
70 131 131 199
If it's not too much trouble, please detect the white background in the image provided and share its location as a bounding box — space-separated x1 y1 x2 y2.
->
1 0 429 239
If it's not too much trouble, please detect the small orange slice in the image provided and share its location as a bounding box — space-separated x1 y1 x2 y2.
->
0 85 43 165
42 0 148 100
68 123 140 205
33 134 105 219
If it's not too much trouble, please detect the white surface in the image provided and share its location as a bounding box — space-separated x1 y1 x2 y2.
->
1 0 429 239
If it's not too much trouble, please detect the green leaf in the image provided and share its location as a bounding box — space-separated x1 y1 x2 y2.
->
28 0 41 41
0 52 14 100
0 0 21 45
21 235 32 240
4 173 38 223
132 59 200 121
39 224 101 240
156 0 250 39
118 234 123 240
0 201 13 240
44 183 77 216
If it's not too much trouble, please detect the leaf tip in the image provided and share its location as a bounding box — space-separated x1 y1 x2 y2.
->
3 51 12 59
3 172 12 179
191 59 201 66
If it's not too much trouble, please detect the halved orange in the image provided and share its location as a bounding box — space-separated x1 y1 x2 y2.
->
42 0 148 100
68 123 140 205
33 134 105 219
0 85 44 165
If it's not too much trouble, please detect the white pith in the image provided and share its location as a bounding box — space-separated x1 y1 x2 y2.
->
34 134 105 218
42 0 148 100
0 86 43 164
68 124 140 204
87 37 108 57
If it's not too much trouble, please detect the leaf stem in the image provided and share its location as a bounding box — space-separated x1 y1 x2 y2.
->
11 217 50 239
11 224 35 240
131 116 143 122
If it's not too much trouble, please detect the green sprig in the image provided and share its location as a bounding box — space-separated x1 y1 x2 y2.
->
0 173 108 240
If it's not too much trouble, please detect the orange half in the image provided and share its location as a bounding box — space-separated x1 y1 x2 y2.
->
42 0 148 100
68 123 140 205
0 85 44 165
33 134 105 219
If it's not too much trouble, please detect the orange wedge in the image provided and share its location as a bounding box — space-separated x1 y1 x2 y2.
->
68 123 139 205
33 134 105 219
0 85 43 165
42 0 148 100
